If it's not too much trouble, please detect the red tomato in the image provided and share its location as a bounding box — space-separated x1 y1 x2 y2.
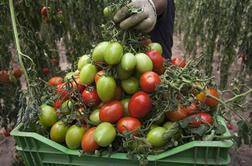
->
54 99 62 109
190 113 213 127
140 71 160 93
171 56 186 68
227 123 234 130
95 70 105 83
82 88 100 107
117 117 141 135
166 105 188 122
12 65 22 78
128 91 152 118
99 101 124 123
41 6 49 17
81 127 99 153
113 86 122 100
166 103 198 121
42 67 50 75
146 50 165 75
196 88 219 107
0 70 10 83
48 76 63 86
184 102 198 115
72 77 85 93
56 83 71 99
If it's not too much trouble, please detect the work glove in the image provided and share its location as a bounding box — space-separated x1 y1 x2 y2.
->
114 0 157 33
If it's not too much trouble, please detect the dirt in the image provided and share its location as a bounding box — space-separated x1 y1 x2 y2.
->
0 34 251 166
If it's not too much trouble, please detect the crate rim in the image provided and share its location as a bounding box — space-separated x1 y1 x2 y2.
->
11 116 233 161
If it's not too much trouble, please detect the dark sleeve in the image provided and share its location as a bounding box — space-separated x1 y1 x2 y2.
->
150 0 175 59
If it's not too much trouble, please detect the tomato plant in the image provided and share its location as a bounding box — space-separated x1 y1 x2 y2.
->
99 100 124 123
94 122 116 147
117 117 141 135
128 91 152 118
81 127 99 153
140 71 160 93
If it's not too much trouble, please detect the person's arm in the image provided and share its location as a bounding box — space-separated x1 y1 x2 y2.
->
153 0 167 16
114 0 168 33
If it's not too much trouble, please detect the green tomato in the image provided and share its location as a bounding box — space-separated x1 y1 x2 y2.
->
50 121 69 143
148 43 163 55
120 98 130 116
135 53 153 74
97 76 116 102
154 114 166 125
89 109 101 125
103 6 113 17
39 104 57 128
104 42 123 65
80 64 97 85
147 127 167 148
117 64 133 80
94 122 116 147
92 42 109 62
163 121 174 130
65 125 86 149
121 53 136 71
78 55 91 70
61 100 74 115
121 77 139 94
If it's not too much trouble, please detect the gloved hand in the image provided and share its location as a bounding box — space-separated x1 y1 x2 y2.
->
114 0 157 33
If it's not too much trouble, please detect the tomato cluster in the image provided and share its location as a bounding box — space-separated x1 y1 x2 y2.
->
39 39 220 154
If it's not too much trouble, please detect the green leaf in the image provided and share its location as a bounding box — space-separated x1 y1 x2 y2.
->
190 125 209 136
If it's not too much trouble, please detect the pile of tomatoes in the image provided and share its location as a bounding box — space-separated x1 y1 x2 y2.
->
38 40 220 154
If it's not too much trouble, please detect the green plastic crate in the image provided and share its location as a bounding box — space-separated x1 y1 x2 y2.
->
11 116 233 166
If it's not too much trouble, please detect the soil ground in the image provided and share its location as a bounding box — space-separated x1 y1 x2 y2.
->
0 35 251 166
